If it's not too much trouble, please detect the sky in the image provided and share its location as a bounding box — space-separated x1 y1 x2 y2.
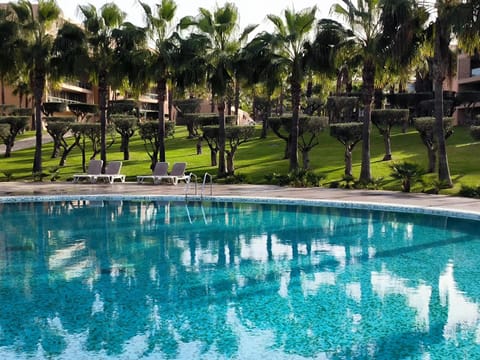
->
55 0 338 34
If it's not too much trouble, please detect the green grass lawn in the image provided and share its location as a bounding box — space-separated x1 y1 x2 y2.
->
1 124 480 195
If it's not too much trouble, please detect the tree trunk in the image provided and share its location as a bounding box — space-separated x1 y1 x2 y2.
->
59 141 77 166
234 75 240 119
284 136 290 160
1 75 5 105
433 17 452 186
217 100 226 177
359 59 375 183
32 69 46 174
382 132 392 161
99 70 108 171
210 149 217 166
427 146 436 173
122 136 129 160
345 147 353 177
302 149 310 170
226 151 234 175
290 79 301 172
157 78 167 163
51 138 60 158
4 141 13 158
261 95 270 139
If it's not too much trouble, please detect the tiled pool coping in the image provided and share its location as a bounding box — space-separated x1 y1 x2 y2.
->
1 193 480 221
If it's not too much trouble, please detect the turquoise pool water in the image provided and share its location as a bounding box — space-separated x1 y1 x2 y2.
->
0 199 479 359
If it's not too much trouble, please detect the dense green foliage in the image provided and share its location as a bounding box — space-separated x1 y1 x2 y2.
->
2 125 480 196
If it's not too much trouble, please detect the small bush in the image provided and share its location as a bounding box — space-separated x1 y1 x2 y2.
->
2 170 14 181
265 170 325 187
49 167 61 182
390 162 426 192
458 184 480 198
224 173 248 184
265 172 291 186
32 171 49 182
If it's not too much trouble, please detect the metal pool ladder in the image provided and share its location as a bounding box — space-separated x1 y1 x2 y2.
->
184 173 197 199
202 173 213 198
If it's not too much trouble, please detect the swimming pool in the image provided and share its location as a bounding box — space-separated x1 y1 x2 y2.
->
0 197 479 359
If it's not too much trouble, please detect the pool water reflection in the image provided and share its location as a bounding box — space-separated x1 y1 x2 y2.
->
0 200 479 359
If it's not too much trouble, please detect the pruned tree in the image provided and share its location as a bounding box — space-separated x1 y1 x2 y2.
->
138 120 175 170
111 115 137 160
68 103 98 122
330 122 363 177
201 126 219 167
70 123 115 172
45 116 75 159
269 115 329 169
414 116 454 173
326 96 359 124
225 126 255 175
183 113 235 140
0 115 29 157
371 109 409 161
268 115 292 159
109 100 138 116
174 99 202 138
46 118 80 167
42 102 67 116
469 115 480 142
298 116 328 170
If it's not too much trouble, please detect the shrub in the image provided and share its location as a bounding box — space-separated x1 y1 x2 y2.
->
458 184 480 198
265 170 325 187
390 162 426 192
224 173 248 184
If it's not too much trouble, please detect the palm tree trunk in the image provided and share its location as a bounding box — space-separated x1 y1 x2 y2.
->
1 75 5 105
359 59 375 183
234 74 240 119
290 79 301 172
99 70 108 170
217 100 226 177
226 151 234 175
433 17 452 186
157 78 167 162
32 70 45 174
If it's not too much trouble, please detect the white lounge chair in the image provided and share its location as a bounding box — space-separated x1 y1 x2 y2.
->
95 161 125 184
154 162 190 185
73 159 103 183
137 162 169 184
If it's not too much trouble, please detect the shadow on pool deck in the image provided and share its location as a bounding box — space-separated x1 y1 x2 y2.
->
1 181 480 216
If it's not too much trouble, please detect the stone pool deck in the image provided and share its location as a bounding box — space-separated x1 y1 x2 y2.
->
1 181 480 217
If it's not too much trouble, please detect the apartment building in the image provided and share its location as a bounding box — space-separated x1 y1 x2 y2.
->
456 52 480 124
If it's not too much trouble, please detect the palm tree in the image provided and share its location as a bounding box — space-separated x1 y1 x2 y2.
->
0 6 19 105
140 0 178 164
237 31 285 138
10 0 61 174
427 0 480 187
267 6 317 172
180 3 254 177
77 3 131 168
332 0 428 184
